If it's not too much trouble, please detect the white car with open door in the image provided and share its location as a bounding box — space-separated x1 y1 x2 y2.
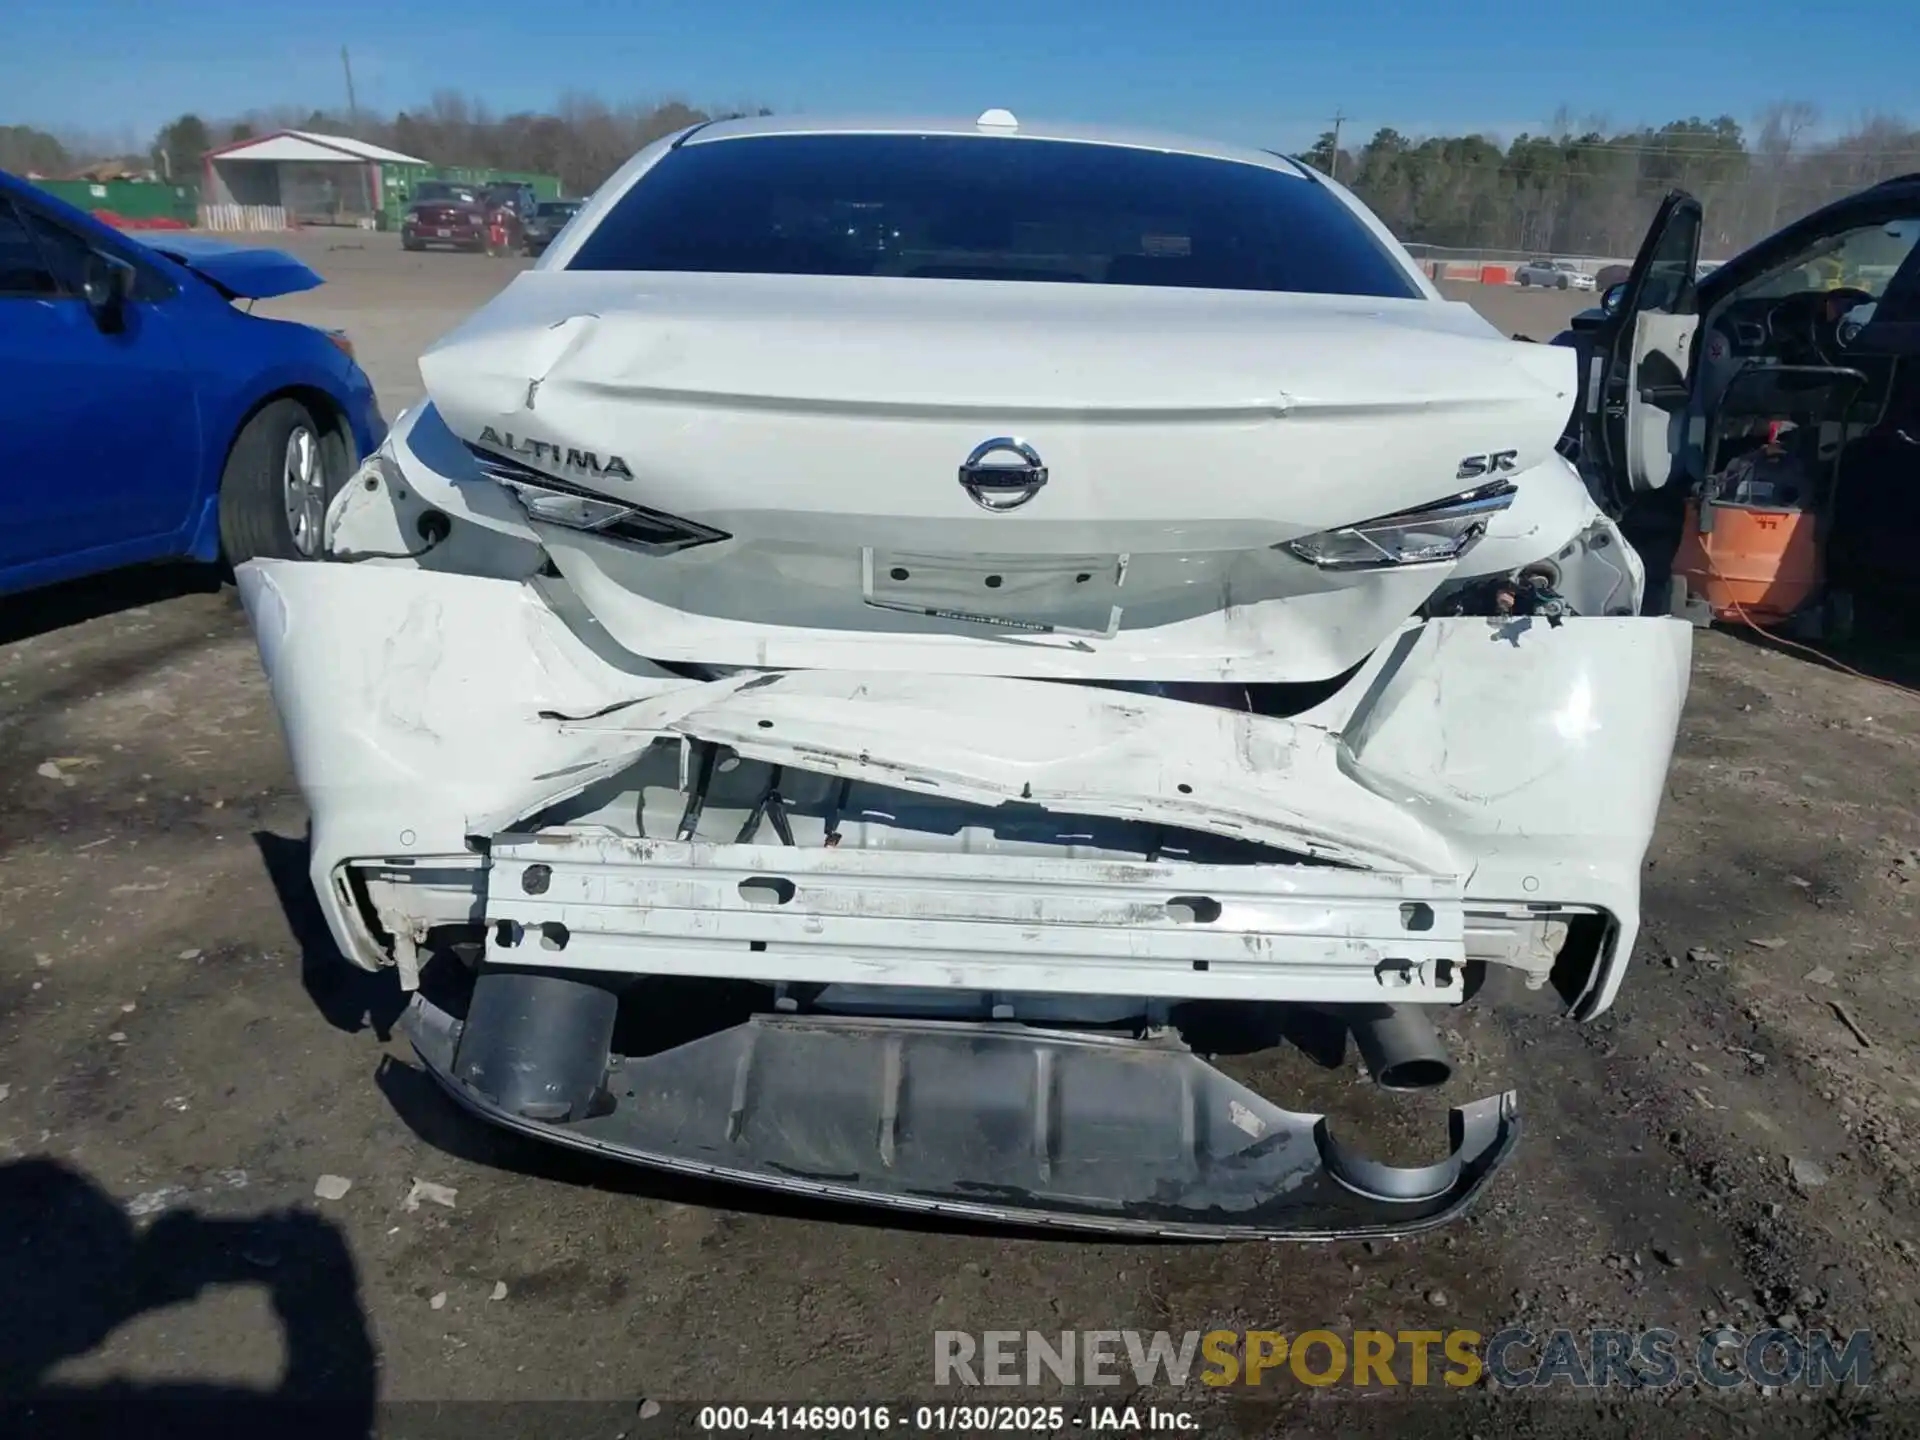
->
238 113 1693 1238
1575 178 1920 626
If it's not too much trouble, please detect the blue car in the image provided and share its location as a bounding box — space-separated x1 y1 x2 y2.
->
0 169 385 598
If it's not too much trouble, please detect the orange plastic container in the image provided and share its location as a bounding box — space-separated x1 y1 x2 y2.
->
1672 498 1823 626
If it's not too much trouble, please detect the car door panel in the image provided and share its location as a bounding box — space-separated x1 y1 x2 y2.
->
1624 309 1699 492
1825 215 1920 600
0 198 200 572
1580 190 1702 510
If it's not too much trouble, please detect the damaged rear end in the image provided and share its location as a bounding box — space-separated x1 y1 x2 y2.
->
239 552 1686 1237
237 118 1693 1236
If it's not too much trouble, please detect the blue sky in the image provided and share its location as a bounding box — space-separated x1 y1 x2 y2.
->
6 0 1912 151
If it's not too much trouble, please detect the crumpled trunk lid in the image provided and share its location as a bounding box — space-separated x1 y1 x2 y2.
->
423 270 1574 543
415 272 1577 679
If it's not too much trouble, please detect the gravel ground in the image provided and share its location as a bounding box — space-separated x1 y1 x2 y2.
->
3 236 1919 1439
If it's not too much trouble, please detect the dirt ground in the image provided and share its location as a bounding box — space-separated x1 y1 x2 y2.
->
4 236 1920 1438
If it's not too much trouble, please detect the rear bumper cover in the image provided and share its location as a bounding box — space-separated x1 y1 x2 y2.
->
241 559 1682 1229
238 559 1690 1020
403 993 1519 1239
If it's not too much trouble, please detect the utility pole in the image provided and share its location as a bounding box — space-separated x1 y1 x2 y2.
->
342 45 359 128
1328 110 1347 181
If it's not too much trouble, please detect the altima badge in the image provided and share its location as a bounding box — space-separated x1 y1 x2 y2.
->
959 438 1048 512
478 425 633 481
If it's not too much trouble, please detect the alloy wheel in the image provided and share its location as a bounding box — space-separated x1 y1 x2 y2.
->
282 424 325 557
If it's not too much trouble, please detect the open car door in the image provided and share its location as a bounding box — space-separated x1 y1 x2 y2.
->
1581 190 1703 510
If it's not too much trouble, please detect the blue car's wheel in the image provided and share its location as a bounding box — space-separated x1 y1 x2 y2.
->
217 398 343 565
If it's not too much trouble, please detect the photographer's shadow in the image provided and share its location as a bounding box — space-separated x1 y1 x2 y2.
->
0 1157 376 1439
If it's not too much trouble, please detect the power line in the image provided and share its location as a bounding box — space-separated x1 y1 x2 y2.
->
1338 132 1920 161
1406 141 1920 160
1371 164 1915 186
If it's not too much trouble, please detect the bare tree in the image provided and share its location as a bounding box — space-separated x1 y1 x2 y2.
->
1326 105 1916 258
98 91 1920 244
182 90 767 196
0 125 71 175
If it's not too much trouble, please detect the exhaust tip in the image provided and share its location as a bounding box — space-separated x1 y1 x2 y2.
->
1373 1056 1453 1092
1335 1003 1454 1094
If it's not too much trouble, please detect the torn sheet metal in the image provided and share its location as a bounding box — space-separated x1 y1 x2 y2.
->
403 996 1518 1240
240 559 1690 1017
531 666 1460 874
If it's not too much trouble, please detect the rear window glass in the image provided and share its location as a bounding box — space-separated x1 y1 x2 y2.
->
566 134 1421 298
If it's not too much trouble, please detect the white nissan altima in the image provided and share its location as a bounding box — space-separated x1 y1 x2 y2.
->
236 110 1690 1238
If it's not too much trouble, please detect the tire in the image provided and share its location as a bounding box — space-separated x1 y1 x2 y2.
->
216 398 342 566
402 237 423 252
1517 274 1530 287
1558 275 1570 289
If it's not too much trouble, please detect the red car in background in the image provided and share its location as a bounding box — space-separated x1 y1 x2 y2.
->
401 181 525 255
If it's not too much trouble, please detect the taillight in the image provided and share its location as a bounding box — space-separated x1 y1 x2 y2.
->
1281 481 1518 571
465 444 728 554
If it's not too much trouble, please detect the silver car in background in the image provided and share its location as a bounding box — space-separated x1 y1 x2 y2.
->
1515 257 1597 290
